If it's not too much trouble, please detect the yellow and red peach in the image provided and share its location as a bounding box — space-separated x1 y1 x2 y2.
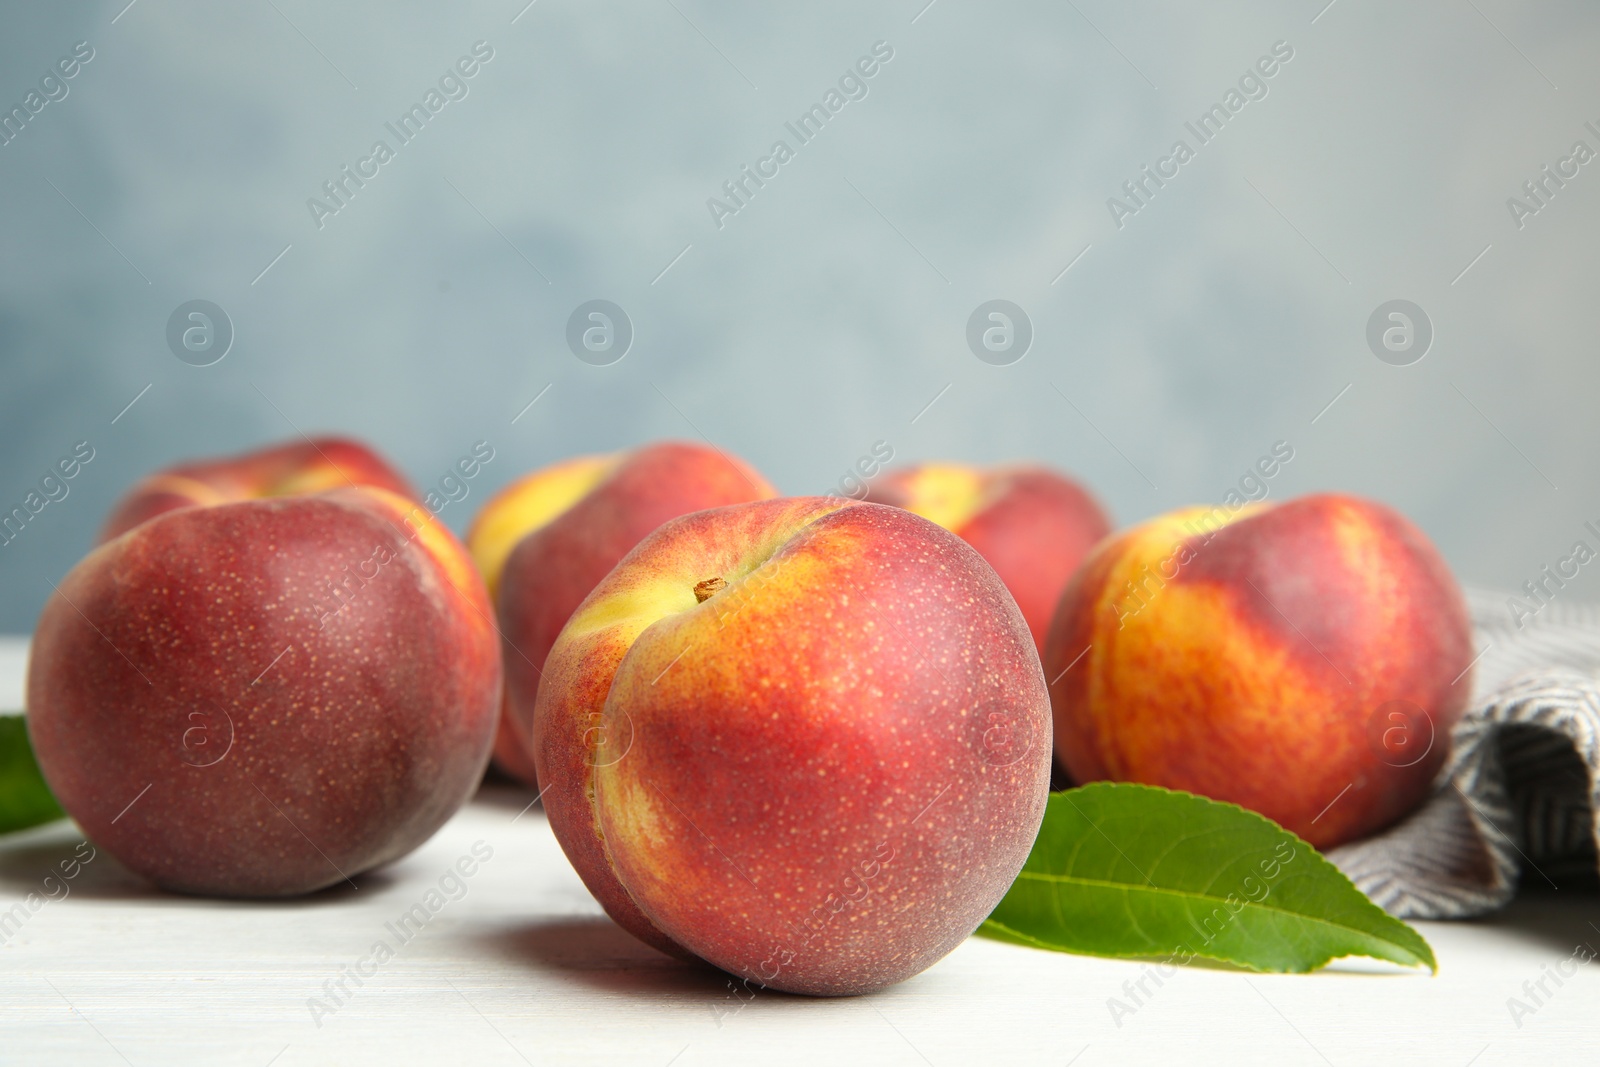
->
1044 493 1473 848
27 486 499 896
865 463 1110 653
466 441 776 785
533 496 1051 994
99 435 417 542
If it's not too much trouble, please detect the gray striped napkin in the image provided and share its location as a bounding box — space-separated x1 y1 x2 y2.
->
1328 588 1600 918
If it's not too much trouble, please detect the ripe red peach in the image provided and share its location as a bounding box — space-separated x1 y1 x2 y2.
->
28 487 499 896
1044 493 1473 848
533 497 1050 994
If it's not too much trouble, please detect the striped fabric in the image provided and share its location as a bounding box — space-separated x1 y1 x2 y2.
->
1327 588 1600 918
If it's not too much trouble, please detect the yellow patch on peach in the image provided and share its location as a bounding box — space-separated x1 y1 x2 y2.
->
1097 581 1323 772
595 766 669 854
1326 503 1390 587
130 473 233 508
565 577 700 644
897 465 987 530
273 463 359 498
564 500 841 644
1083 504 1260 623
467 453 619 598
1141 502 1265 546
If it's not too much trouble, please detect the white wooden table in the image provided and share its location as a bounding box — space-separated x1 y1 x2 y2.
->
1 636 1596 1065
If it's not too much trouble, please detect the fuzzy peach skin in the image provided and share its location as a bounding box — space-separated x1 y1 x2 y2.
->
466 441 775 786
864 463 1110 654
28 487 499 897
533 497 1050 995
1044 493 1473 849
99 435 418 542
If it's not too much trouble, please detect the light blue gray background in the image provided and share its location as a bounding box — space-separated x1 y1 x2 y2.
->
1 0 1595 633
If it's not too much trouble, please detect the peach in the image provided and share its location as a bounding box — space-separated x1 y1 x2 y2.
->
865 463 1110 653
100 435 417 542
27 487 499 896
533 497 1050 995
466 441 776 785
1044 493 1473 848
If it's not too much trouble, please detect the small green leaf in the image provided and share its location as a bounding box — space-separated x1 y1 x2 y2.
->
978 783 1436 974
0 715 65 835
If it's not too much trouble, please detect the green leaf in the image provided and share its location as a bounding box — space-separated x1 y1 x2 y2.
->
0 714 65 835
978 783 1436 974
